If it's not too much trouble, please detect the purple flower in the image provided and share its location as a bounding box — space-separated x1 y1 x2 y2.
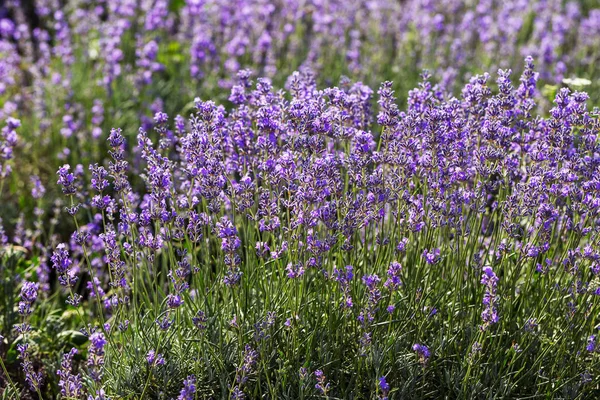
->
18 281 38 317
90 163 109 192
99 229 128 290
18 344 42 390
255 242 270 258
0 218 7 245
1 117 19 168
177 375 196 400
107 128 131 193
299 367 308 380
481 266 499 328
57 348 83 398
88 332 107 382
524 318 539 333
396 238 409 253
359 274 382 326
216 217 242 287
379 376 390 399
146 349 165 366
231 386 245 400
333 265 354 309
193 310 207 330
50 243 77 287
231 344 258 397
240 345 258 378
286 262 305 279
470 342 482 358
88 389 109 400
587 335 597 352
167 293 184 309
314 369 330 395
377 81 400 127
156 316 174 331
57 164 77 195
413 343 430 365
108 127 125 148
384 261 402 291
30 175 46 199
119 320 130 332
422 248 441 265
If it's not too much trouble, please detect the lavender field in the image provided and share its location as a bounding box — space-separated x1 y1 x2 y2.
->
1 0 600 399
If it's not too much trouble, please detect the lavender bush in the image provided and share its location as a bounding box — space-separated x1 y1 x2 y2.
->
1 0 599 183
1 0 599 223
1 1 600 399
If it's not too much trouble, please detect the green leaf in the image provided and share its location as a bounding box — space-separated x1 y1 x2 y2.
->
57 330 89 347
169 0 186 12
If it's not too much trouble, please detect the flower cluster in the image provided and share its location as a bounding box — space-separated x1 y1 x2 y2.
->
18 344 42 391
379 376 390 400
413 343 431 366
50 243 77 288
146 349 165 367
57 348 83 398
0 117 19 181
231 345 259 399
87 332 107 383
177 375 197 400
15 281 38 334
333 265 354 309
17 281 38 318
481 266 500 329
314 369 330 395
0 0 598 107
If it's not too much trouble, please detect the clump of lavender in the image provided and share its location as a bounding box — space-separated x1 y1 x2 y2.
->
1 46 600 398
107 128 130 194
0 218 7 245
100 229 129 295
286 262 305 279
377 81 399 128
88 388 109 400
167 254 193 309
587 335 597 353
253 311 276 342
